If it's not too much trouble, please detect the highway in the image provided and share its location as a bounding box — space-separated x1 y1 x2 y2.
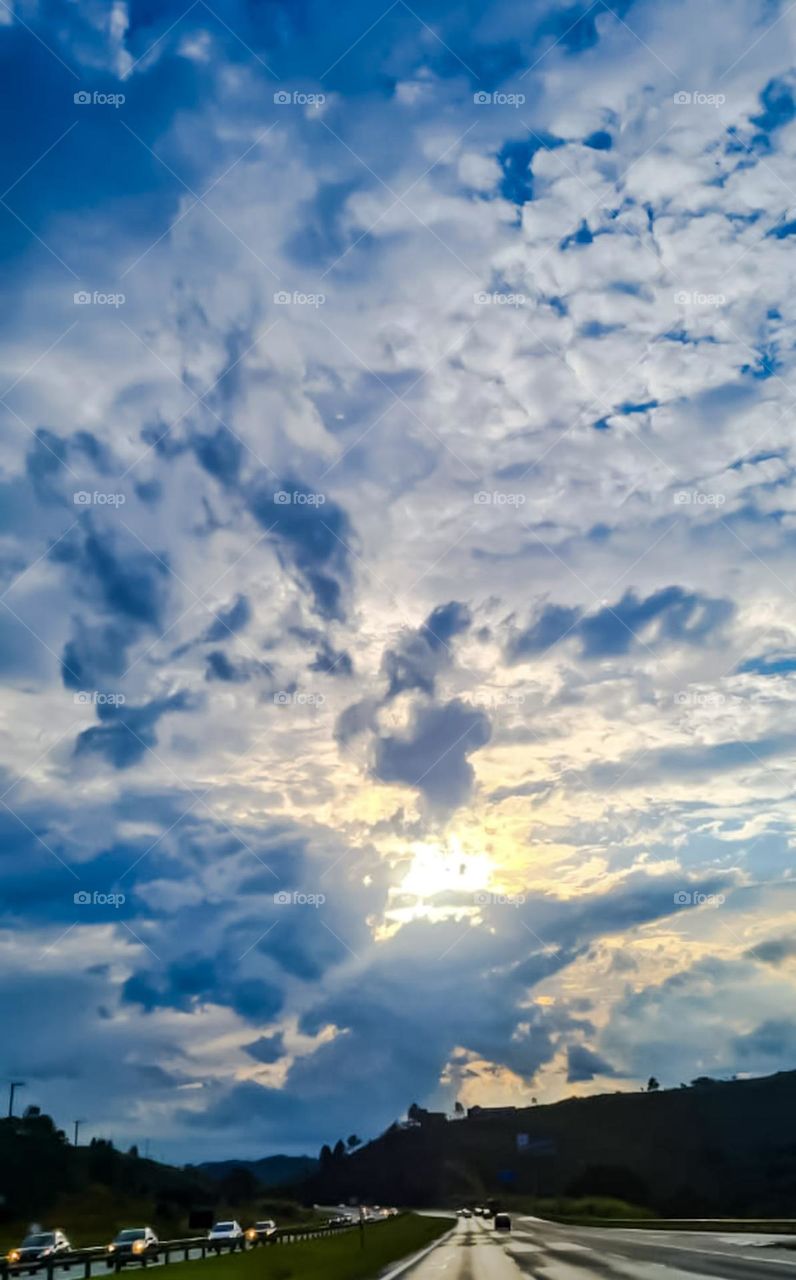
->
398 1214 796 1280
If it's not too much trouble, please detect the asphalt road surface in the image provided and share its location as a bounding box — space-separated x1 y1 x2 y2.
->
400 1214 796 1280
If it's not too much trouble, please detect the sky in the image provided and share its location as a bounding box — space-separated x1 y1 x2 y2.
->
2 0 796 1164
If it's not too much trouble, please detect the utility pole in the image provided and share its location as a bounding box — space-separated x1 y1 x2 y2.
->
73 1119 86 1147
8 1081 25 1118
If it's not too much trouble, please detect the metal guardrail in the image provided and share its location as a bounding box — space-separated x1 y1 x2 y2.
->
0 1220 359 1280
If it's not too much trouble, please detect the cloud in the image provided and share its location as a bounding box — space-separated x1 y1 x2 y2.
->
247 479 354 621
74 692 195 769
373 699 491 811
3 0 796 1163
745 937 796 966
509 587 733 662
566 1043 619 1082
382 600 471 698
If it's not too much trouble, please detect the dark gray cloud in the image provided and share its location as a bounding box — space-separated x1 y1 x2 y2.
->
74 691 195 769
52 526 169 629
745 936 796 966
373 698 491 810
508 586 733 662
732 1019 796 1064
382 600 471 699
247 479 354 621
205 650 251 683
290 626 353 677
567 1043 618 1082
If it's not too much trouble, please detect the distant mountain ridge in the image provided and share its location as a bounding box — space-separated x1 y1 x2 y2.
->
198 1154 318 1187
302 1070 796 1214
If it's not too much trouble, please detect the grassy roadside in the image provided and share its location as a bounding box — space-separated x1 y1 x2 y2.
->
141 1215 451 1280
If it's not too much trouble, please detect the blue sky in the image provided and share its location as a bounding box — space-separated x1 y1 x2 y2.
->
2 0 796 1162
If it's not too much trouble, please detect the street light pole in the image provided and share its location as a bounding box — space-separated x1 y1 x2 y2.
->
8 1081 25 1118
73 1119 86 1146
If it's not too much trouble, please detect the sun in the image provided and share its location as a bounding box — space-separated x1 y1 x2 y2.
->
398 836 492 900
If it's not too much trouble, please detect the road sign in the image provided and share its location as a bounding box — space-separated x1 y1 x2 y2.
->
517 1134 556 1155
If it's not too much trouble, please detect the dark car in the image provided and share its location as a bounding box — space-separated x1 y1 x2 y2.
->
9 1232 72 1269
245 1221 276 1244
494 1213 511 1231
107 1228 159 1265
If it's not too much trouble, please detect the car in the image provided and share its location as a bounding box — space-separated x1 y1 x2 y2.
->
9 1231 72 1268
207 1222 244 1252
244 1221 276 1244
107 1228 159 1265
494 1213 511 1232
460 1208 472 1219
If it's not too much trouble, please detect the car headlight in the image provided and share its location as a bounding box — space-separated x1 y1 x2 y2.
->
132 1241 145 1254
245 1230 256 1241
8 1250 20 1263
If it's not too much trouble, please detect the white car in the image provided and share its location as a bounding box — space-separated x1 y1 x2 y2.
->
208 1223 244 1251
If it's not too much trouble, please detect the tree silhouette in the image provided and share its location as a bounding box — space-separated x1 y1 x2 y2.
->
646 1077 660 1092
347 1134 362 1149
332 1139 346 1161
454 1101 464 1115
319 1143 333 1170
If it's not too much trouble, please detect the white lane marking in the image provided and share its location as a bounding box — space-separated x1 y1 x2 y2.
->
546 1243 594 1253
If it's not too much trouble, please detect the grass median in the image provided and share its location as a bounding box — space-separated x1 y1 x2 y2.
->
148 1216 451 1280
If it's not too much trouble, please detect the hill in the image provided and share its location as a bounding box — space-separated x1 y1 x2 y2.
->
0 1109 311 1243
197 1156 318 1187
302 1071 796 1215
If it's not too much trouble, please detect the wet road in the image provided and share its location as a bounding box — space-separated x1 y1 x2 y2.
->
398 1213 796 1280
